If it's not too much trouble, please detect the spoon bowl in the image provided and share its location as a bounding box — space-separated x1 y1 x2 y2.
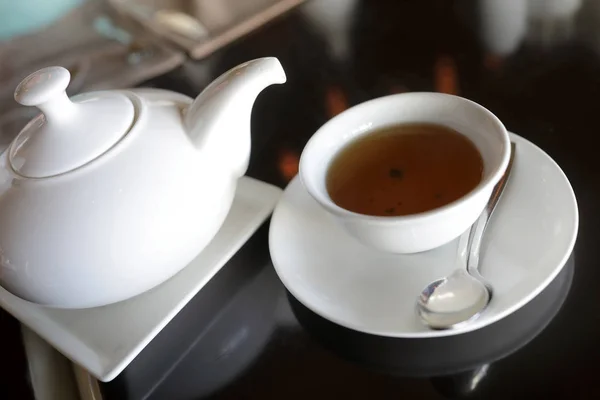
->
418 269 491 329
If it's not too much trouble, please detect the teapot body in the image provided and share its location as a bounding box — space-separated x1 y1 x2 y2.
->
0 57 285 308
0 89 238 308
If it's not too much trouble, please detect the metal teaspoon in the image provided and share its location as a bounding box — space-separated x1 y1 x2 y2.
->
417 142 516 330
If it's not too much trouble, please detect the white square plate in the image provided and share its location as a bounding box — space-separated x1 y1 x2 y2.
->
0 176 282 382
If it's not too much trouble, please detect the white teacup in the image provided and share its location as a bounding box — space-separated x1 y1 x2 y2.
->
299 92 511 254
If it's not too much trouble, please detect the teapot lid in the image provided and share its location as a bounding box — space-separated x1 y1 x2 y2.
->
10 66 134 178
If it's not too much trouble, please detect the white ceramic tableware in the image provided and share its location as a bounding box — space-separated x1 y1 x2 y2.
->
271 133 578 337
0 176 282 381
299 92 511 253
0 57 286 308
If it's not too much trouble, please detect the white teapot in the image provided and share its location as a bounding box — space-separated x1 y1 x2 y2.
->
0 57 286 308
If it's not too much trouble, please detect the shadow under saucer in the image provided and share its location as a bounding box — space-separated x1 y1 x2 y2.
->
288 254 574 378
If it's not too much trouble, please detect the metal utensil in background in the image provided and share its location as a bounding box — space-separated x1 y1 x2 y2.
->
154 9 209 41
93 14 154 65
111 1 209 42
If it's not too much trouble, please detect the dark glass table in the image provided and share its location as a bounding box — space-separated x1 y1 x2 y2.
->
2 0 599 398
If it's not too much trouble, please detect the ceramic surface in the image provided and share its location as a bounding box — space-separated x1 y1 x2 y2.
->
0 176 281 382
12 66 135 178
299 92 510 253
271 132 578 337
0 57 285 308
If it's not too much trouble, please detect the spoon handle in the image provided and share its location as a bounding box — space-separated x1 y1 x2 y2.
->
455 226 471 269
466 142 517 288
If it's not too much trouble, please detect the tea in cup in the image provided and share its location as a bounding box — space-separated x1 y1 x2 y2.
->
299 92 510 253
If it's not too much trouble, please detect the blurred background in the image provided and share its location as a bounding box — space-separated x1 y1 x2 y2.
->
3 1 600 399
2 0 600 186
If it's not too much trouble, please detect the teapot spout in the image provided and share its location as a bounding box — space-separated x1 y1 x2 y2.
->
184 57 286 177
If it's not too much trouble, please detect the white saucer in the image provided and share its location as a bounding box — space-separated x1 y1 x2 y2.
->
269 132 578 338
0 177 282 382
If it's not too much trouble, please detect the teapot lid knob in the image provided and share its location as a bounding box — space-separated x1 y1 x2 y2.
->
14 67 76 123
15 66 70 105
9 66 135 178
